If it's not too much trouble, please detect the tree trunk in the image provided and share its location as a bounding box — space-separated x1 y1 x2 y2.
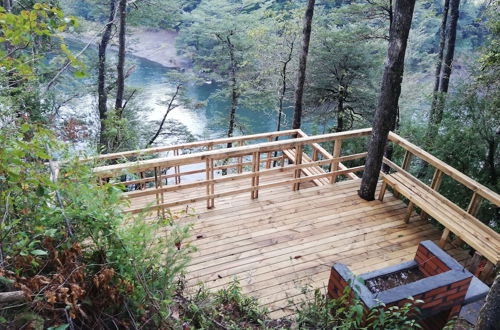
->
358 0 416 201
226 35 238 149
432 0 460 127
475 271 500 330
98 0 117 153
336 96 344 132
115 0 127 113
485 137 498 186
429 0 450 123
292 0 315 130
276 42 294 135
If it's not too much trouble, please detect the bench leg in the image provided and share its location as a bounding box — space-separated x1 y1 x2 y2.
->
439 228 450 248
404 201 414 224
378 181 388 201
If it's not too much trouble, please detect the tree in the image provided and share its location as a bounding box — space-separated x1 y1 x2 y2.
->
178 0 259 146
97 0 117 152
359 0 417 201
306 16 382 133
426 0 460 143
292 0 315 130
115 0 127 113
476 272 500 330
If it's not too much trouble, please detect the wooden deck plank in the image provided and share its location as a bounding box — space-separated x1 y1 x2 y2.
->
130 176 472 319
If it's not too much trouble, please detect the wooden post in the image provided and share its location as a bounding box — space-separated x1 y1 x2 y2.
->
393 150 413 198
266 137 273 168
467 192 483 216
159 167 165 218
439 228 450 248
251 152 261 199
205 158 214 209
154 167 160 217
237 141 244 174
378 181 388 201
420 168 444 220
330 140 342 184
404 201 414 224
173 149 181 184
312 148 318 161
466 251 483 275
293 145 303 191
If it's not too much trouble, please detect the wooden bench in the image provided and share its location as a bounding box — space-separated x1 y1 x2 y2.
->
282 149 330 186
379 172 500 266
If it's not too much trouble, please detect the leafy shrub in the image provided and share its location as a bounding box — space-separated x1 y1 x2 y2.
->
0 124 194 329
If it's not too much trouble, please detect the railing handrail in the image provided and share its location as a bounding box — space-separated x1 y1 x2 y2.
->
93 128 373 177
83 129 302 162
388 132 500 207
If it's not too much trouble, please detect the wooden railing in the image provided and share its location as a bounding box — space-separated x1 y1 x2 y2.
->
383 132 500 269
92 128 500 270
93 128 372 213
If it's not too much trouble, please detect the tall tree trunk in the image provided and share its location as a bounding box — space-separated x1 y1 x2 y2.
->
429 0 450 123
115 0 127 113
432 0 460 128
475 271 500 330
359 0 416 201
98 0 117 153
292 0 315 130
276 42 294 135
485 137 498 186
336 96 344 132
226 35 238 149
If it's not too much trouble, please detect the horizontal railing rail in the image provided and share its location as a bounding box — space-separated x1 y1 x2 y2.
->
83 129 302 163
93 128 372 213
93 128 372 178
388 132 500 207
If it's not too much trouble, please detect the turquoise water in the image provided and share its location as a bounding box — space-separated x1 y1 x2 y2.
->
124 55 295 139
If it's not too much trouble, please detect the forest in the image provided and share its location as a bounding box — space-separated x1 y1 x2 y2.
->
0 0 499 329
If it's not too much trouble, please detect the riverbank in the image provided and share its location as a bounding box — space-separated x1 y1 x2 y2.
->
64 26 190 69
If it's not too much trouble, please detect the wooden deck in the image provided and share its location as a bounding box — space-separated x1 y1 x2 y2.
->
92 128 500 319
129 174 470 319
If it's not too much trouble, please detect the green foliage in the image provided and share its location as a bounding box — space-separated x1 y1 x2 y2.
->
0 123 194 328
0 3 80 81
181 280 270 329
294 286 423 330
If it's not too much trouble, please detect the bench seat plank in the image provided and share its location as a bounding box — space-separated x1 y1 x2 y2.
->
380 172 500 265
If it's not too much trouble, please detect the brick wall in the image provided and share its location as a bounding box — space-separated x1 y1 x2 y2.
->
327 266 350 300
415 244 451 276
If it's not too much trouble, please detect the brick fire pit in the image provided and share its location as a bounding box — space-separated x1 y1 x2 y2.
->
328 241 489 328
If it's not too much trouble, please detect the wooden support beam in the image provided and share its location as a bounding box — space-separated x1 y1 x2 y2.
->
467 251 483 275
251 152 261 199
421 169 444 220
378 181 388 201
330 140 342 184
266 137 273 169
404 201 414 224
467 192 483 217
173 149 181 184
293 145 303 191
395 150 413 199
237 141 244 174
439 228 450 248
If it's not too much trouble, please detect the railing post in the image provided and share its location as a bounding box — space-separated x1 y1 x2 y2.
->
266 137 273 169
420 169 444 220
173 149 181 184
205 157 214 209
452 192 484 247
251 152 260 199
154 167 160 217
293 145 303 191
467 192 483 216
393 150 413 198
330 140 342 184
237 141 244 174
